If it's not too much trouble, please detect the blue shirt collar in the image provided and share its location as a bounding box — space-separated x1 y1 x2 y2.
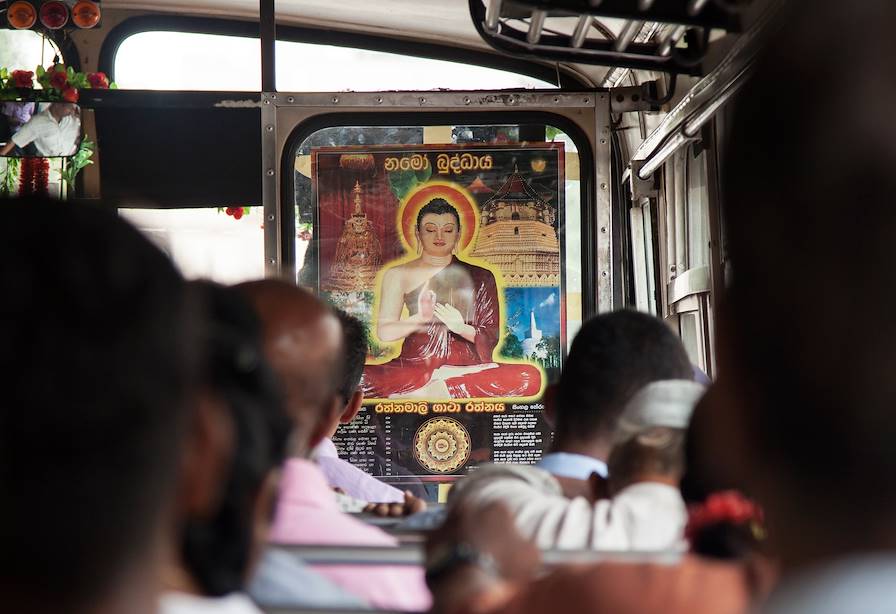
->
536 451 608 480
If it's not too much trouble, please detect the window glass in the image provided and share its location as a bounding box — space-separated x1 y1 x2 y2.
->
686 147 710 270
291 121 584 501
119 207 264 284
0 30 61 71
114 31 557 91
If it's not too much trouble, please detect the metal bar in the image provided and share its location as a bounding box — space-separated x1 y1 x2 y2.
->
269 544 683 567
485 0 503 31
613 20 644 52
594 92 616 312
571 15 594 48
271 91 598 108
682 70 748 137
637 131 691 180
687 0 711 16
527 9 547 44
259 0 276 92
261 92 280 277
658 25 687 56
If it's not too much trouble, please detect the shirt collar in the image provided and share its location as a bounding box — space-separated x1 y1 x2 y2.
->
536 451 608 480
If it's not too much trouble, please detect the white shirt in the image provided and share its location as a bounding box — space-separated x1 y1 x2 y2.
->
536 451 609 479
159 592 263 614
12 109 80 156
450 463 688 551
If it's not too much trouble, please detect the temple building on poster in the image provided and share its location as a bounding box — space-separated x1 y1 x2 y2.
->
470 168 560 287
325 180 382 292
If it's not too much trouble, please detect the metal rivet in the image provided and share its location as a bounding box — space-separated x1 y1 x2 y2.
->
269 258 276 265
600 138 607 144
584 97 591 104
600 183 607 190
463 96 471 105
263 99 271 105
332 96 339 103
601 271 608 278
287 96 295 103
508 96 516 104
265 125 273 132
266 169 275 176
271 94 277 99
553 96 560 103
419 97 427 104
600 226 607 233
376 96 383 104
670 265 677 272
268 214 275 221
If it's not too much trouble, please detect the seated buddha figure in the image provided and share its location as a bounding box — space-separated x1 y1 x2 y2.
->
363 198 542 400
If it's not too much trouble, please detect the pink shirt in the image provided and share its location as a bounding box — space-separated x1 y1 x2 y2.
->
270 459 431 611
313 438 404 503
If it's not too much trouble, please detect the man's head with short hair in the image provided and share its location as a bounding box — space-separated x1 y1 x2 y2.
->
328 309 368 438
553 311 692 457
0 197 197 614
237 280 343 457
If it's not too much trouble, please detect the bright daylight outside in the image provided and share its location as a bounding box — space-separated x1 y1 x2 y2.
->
116 31 557 283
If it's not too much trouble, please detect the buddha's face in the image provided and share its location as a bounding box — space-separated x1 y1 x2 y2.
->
416 213 459 257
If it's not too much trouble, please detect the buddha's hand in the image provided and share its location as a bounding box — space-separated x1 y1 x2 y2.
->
434 303 467 334
418 287 437 322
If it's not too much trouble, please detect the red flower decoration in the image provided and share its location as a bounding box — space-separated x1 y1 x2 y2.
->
61 86 79 103
87 72 109 89
11 70 34 88
685 490 764 541
49 69 68 90
233 207 244 220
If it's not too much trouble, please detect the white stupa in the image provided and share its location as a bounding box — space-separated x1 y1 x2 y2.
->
522 310 547 359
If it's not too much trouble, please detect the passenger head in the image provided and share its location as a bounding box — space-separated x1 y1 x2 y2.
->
177 281 290 597
415 198 461 257
326 309 367 438
0 197 196 614
237 280 343 457
607 427 686 495
552 311 692 455
713 0 896 567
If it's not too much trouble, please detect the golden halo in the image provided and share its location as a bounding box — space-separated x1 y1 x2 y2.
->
397 181 480 254
414 417 471 474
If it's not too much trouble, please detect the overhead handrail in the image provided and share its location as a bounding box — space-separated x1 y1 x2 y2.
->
630 1 779 180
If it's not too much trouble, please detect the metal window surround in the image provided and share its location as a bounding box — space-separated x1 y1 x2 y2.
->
260 89 617 313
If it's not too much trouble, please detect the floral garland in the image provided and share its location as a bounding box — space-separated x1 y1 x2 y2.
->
0 64 116 102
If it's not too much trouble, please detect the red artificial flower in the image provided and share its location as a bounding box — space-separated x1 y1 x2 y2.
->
685 490 764 541
225 207 235 216
233 207 244 220
62 86 79 103
11 70 34 89
87 72 109 89
49 68 68 90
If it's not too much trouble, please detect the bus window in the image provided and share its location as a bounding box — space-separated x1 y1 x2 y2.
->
119 207 264 284
287 120 586 501
113 31 557 91
0 30 61 71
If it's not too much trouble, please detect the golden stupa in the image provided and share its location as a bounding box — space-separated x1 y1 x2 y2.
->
471 168 560 287
326 180 382 292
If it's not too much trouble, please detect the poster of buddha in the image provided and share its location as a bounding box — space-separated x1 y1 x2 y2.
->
362 193 542 400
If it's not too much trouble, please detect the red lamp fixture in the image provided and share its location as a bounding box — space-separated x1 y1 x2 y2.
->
6 0 37 28
71 0 99 28
38 0 68 29
5 0 102 30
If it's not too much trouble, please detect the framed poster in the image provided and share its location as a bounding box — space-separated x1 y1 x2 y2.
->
312 142 566 500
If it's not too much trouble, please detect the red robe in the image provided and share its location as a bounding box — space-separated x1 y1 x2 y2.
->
363 257 541 399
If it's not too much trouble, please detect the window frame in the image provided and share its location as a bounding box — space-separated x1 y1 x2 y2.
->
280 109 598 319
99 15 589 90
